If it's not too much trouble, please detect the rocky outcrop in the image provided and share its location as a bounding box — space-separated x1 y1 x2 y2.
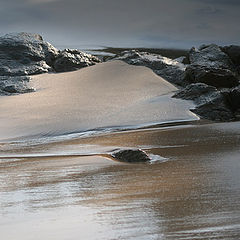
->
111 149 150 163
0 32 100 95
114 50 188 87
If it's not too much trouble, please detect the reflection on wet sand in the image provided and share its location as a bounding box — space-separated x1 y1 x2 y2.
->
1 122 240 240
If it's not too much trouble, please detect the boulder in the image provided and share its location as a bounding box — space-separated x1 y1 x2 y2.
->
173 83 218 102
185 44 239 88
0 32 59 76
184 65 239 88
111 149 150 163
53 49 100 72
189 44 234 69
192 94 235 121
221 45 240 66
114 50 188 87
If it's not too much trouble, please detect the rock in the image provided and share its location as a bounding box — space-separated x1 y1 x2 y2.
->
174 56 190 64
114 50 188 87
173 83 239 121
53 49 100 72
0 76 34 95
0 32 59 76
228 86 240 112
189 44 234 69
185 44 239 88
184 65 239 88
111 149 150 163
221 45 240 66
173 83 218 102
192 94 235 121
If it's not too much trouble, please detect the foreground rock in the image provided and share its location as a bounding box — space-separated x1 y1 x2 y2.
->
0 32 100 95
111 149 150 163
114 50 188 87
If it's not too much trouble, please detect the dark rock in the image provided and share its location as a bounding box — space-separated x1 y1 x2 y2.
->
173 83 218 101
222 45 240 66
228 86 240 112
173 83 238 121
189 44 234 69
114 50 188 87
53 49 100 72
192 94 235 121
2 85 18 93
185 44 239 88
111 149 150 163
184 65 239 88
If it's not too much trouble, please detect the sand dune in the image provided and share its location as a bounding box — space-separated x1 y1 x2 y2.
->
0 60 197 141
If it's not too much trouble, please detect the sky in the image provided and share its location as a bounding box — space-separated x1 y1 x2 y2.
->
0 0 239 49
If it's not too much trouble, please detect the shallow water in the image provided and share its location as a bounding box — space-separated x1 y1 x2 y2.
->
1 122 240 240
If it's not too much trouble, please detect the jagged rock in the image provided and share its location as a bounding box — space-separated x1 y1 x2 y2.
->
221 45 240 66
114 50 188 86
189 44 234 69
173 83 239 121
53 49 100 72
111 149 150 163
184 65 239 88
192 94 235 121
0 32 59 76
185 44 239 88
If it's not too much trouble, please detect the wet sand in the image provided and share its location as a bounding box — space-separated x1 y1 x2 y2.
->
1 122 240 240
0 61 240 239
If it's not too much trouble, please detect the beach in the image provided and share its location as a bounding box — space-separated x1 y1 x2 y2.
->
0 60 240 239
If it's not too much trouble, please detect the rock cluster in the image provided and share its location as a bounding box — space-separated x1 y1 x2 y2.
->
175 44 240 121
0 32 100 95
114 44 240 121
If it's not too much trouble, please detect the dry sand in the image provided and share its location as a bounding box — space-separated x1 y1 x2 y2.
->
0 60 197 141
